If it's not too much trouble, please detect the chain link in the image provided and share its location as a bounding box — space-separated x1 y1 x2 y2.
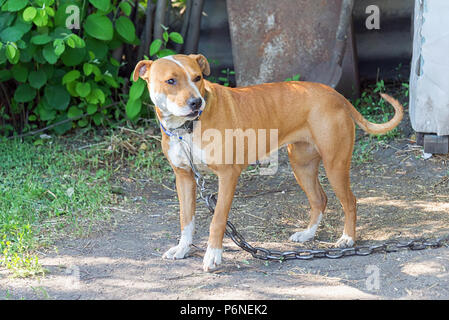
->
180 139 449 261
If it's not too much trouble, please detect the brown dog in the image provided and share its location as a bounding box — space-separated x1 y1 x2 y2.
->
133 54 403 271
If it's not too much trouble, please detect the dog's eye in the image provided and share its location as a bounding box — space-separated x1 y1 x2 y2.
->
166 79 176 85
193 75 202 82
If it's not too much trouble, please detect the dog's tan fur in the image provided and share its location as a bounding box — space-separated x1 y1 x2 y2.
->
133 54 403 271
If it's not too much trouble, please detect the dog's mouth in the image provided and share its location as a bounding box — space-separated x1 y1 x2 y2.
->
186 110 200 118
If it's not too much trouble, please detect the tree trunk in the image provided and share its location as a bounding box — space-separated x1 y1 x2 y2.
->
175 0 192 53
138 1 156 61
154 0 167 41
184 0 205 54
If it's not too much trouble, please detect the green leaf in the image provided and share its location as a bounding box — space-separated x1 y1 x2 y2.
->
89 0 111 12
91 88 105 104
149 39 162 57
28 69 47 89
75 82 91 98
126 98 141 120
119 1 131 16
66 37 76 48
52 114 72 135
115 16 136 43
84 14 113 41
87 104 98 115
85 37 107 59
67 106 84 119
129 78 145 99
4 0 28 12
92 113 103 125
0 69 11 81
163 31 169 42
61 47 87 66
157 49 176 58
77 118 88 127
5 44 19 64
62 70 81 85
43 43 58 64
83 63 93 76
169 32 184 44
102 74 118 88
54 42 65 56
33 8 49 27
11 64 28 82
0 26 24 42
36 102 56 121
14 84 36 103
23 7 37 22
31 34 52 45
5 44 17 60
44 85 71 110
70 34 85 48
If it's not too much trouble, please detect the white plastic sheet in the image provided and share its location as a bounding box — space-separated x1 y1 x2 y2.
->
410 0 449 135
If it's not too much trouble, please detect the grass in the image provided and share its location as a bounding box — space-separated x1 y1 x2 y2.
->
0 138 113 276
0 127 171 277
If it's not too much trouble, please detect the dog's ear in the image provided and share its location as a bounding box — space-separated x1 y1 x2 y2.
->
189 54 210 76
132 60 153 82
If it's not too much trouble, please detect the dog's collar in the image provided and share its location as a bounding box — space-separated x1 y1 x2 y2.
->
159 110 202 140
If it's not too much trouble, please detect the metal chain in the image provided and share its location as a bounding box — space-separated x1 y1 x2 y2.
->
179 138 449 261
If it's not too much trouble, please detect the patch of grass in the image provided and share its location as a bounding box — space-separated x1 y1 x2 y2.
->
0 137 114 276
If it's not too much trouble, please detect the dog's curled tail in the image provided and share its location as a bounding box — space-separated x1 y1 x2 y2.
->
346 93 404 135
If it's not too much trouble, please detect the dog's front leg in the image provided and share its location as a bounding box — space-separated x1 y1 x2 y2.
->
203 167 241 271
162 168 196 260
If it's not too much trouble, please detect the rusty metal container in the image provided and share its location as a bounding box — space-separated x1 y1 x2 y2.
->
226 0 359 98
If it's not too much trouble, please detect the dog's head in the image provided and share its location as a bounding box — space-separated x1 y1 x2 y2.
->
133 54 210 124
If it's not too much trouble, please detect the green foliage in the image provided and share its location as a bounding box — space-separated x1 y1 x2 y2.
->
352 80 405 141
0 0 140 136
284 74 301 82
148 25 182 59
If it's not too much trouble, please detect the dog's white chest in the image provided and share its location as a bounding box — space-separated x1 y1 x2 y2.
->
167 133 209 172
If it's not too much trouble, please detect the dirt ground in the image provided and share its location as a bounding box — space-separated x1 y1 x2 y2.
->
1 125 449 300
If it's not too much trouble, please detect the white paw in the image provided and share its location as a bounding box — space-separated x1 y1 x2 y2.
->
335 234 355 248
162 244 191 260
202 246 222 272
289 229 315 242
290 213 322 243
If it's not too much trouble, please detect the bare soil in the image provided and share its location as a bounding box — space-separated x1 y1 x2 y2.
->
1 124 449 300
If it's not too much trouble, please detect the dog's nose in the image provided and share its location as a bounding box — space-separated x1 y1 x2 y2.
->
188 97 202 110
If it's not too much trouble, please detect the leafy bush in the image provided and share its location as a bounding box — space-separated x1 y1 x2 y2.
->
0 0 142 136
0 0 195 138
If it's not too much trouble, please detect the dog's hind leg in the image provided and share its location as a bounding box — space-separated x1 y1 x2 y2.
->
162 168 197 260
287 142 327 243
